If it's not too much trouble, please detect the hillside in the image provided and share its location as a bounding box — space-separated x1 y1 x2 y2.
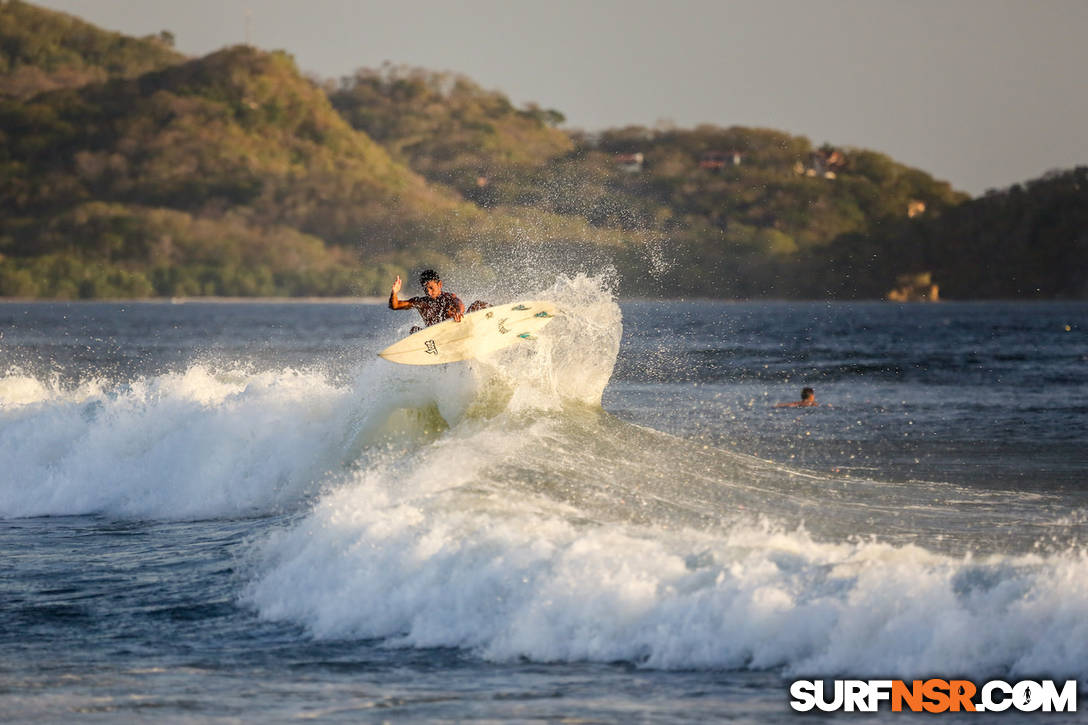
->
3 47 470 239
1 2 1084 301
802 166 1088 299
330 65 573 202
0 0 183 99
0 8 621 298
0 44 460 296
331 69 968 297
332 68 966 248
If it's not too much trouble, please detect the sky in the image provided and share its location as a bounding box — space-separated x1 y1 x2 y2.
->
34 0 1088 196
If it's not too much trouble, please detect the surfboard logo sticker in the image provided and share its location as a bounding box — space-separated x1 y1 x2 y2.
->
512 305 530 311
534 311 552 318
424 340 439 355
518 332 535 340
497 318 510 334
485 311 494 319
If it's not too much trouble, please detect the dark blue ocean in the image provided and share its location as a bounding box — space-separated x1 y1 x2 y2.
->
1 281 1086 722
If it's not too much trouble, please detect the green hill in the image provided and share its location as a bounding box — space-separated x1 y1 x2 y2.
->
0 43 463 296
335 70 1083 299
3 46 469 242
0 0 184 99
1 2 1083 300
803 167 1088 299
329 66 971 297
0 13 621 298
330 65 573 203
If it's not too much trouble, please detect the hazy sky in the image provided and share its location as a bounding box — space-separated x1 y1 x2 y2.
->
35 0 1088 196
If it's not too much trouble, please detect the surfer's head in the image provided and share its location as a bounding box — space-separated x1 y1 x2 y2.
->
419 269 442 298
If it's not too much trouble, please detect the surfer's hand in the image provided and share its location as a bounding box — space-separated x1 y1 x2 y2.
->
391 276 402 294
451 308 463 322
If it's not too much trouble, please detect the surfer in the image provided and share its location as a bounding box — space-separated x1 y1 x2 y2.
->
389 270 487 333
775 387 819 408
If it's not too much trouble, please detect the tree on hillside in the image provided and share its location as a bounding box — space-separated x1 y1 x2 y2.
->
0 0 183 99
330 64 573 202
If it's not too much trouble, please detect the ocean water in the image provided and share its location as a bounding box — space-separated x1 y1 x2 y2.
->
1 278 1086 723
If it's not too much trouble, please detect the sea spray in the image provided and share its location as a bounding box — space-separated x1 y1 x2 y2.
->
0 273 623 519
470 272 623 410
0 365 353 518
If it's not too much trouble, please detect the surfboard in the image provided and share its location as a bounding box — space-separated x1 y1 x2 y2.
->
378 300 559 365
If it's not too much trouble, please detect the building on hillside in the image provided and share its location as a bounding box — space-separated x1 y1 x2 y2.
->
615 152 644 173
907 200 926 218
699 151 743 170
887 272 940 302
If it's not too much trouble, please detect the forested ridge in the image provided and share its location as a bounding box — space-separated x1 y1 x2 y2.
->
2 1 1084 300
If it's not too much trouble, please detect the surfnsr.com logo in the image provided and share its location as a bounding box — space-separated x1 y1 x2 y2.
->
789 679 1078 713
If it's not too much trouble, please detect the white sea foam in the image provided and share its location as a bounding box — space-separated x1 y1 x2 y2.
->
245 442 1088 680
0 370 61 407
0 365 364 518
467 272 622 411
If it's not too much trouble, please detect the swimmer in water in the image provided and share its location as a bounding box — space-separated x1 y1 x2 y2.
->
775 387 819 408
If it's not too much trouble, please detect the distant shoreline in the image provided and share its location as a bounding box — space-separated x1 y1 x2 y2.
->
0 296 387 305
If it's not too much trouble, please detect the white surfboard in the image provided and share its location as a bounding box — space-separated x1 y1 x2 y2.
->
378 300 559 365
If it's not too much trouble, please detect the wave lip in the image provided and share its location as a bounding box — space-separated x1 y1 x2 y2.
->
468 273 623 412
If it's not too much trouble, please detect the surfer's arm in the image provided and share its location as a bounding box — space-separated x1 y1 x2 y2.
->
389 276 414 311
446 294 465 322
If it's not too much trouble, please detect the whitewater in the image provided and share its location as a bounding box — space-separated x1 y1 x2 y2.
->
1 277 1086 722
